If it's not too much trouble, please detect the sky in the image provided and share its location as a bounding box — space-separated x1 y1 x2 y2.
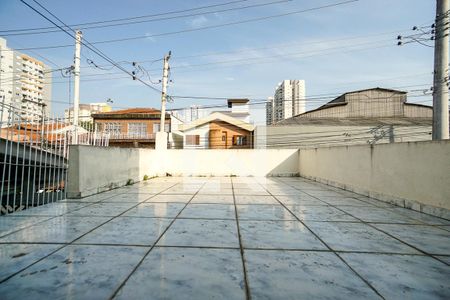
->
0 0 437 125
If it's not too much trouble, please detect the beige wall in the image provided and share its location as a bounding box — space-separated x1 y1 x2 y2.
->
298 140 450 218
68 147 299 198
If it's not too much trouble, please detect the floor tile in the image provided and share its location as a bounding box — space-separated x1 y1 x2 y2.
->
122 202 185 218
0 216 110 243
0 243 62 282
102 193 154 202
146 194 193 203
0 245 148 300
245 250 381 299
115 247 245 300
388 208 450 225
239 220 327 250
237 204 296 221
319 197 375 206
179 204 235 219
274 194 326 206
234 195 279 205
67 203 136 217
288 205 359 222
76 217 172 246
190 194 234 204
158 219 239 248
340 253 450 299
0 216 52 237
306 221 419 253
373 224 450 255
338 206 420 223
10 202 90 216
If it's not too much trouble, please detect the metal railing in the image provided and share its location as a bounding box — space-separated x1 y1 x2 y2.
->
0 100 110 214
107 133 156 140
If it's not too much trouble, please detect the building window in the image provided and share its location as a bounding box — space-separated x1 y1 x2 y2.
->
104 123 121 135
152 123 170 132
232 135 247 146
128 122 147 137
186 135 200 146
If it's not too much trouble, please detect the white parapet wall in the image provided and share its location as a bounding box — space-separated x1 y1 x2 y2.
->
68 146 299 198
298 140 450 219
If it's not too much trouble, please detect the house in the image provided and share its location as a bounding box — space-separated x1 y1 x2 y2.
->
179 112 255 149
260 87 435 148
92 108 170 148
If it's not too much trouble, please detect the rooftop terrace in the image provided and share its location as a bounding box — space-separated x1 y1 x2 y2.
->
0 176 449 299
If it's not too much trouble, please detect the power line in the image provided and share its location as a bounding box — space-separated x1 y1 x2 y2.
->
1 0 291 36
3 0 359 52
19 0 163 95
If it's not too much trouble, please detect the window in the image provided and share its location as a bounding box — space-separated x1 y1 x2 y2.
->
232 135 247 146
186 135 200 146
152 123 170 132
128 122 147 137
104 123 121 135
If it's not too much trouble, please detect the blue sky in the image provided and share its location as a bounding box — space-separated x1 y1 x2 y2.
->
0 0 437 124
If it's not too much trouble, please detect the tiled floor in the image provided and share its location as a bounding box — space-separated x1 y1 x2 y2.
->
0 177 449 299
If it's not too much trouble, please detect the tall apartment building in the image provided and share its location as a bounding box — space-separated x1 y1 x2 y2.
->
65 103 112 124
269 80 305 124
0 37 52 125
266 97 274 125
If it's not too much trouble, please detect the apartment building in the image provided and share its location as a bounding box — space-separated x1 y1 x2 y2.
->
0 37 52 125
65 103 112 124
268 79 305 124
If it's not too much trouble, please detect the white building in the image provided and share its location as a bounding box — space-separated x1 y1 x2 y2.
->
0 37 52 125
65 103 112 123
271 79 305 124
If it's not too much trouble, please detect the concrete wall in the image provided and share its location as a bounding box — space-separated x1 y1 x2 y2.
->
67 146 141 198
68 147 299 198
298 140 450 219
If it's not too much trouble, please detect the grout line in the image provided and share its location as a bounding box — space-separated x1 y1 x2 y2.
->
231 177 252 300
257 180 386 300
0 181 180 284
288 181 450 268
108 181 207 300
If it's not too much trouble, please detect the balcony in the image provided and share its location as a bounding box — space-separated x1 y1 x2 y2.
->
0 175 449 299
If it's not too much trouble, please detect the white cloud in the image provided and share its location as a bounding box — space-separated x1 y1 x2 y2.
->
188 15 208 28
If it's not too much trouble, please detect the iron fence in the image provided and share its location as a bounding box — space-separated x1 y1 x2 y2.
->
0 100 110 214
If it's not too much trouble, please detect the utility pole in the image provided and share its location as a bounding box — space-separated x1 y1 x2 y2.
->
72 30 82 144
155 51 171 150
432 0 449 140
159 51 171 133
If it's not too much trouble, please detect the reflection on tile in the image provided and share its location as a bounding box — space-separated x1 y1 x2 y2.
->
0 245 148 300
0 243 62 282
0 216 110 243
116 247 245 300
239 220 326 250
288 205 358 222
147 194 193 203
77 217 172 246
179 204 235 219
0 216 52 237
158 219 239 248
245 250 380 299
373 224 450 255
306 221 418 253
11 202 89 216
190 194 234 204
341 253 450 299
123 203 185 218
103 193 154 202
237 204 295 221
235 195 278 205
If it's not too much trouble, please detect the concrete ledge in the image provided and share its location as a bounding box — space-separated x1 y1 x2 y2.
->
298 140 450 220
